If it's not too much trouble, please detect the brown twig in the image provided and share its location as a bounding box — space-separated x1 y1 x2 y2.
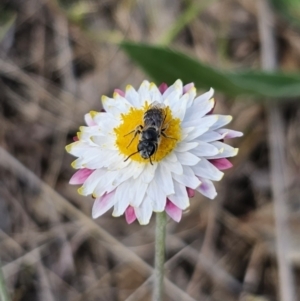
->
257 1 296 301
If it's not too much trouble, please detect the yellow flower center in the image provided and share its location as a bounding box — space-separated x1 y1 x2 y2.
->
114 103 181 163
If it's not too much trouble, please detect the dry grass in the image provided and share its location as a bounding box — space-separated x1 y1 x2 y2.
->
0 0 300 300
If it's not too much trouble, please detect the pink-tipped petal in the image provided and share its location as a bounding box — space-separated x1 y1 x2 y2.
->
84 113 97 126
187 187 195 198
165 200 182 222
158 83 168 94
217 129 243 139
209 158 233 170
196 178 217 200
183 83 194 94
73 136 79 141
125 206 137 224
69 168 94 185
92 191 115 219
114 89 125 97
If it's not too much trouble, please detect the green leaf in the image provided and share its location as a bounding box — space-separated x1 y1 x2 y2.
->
121 42 300 98
271 0 300 28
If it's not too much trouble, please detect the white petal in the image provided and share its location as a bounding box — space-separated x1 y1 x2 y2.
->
78 169 105 196
209 115 233 130
190 141 220 157
166 151 177 162
174 79 183 94
140 162 157 184
125 85 141 107
163 79 183 100
196 177 217 199
191 158 224 181
184 97 215 124
129 177 148 207
149 83 163 103
193 88 214 105
113 92 133 112
84 113 96 126
72 149 109 169
170 93 188 120
101 95 129 116
168 181 189 210
107 154 131 170
180 126 194 140
132 163 146 179
216 129 243 139
164 89 180 110
77 126 101 137
134 195 153 225
112 182 130 216
186 87 196 108
176 151 200 166
111 161 138 187
138 80 150 104
92 191 116 218
93 170 120 197
162 156 183 175
175 141 198 152
91 135 116 150
66 141 94 157
172 165 201 189
197 130 225 142
181 114 218 130
97 150 122 168
93 112 119 128
183 126 209 142
156 163 174 195
163 80 183 107
205 141 239 159
147 179 167 211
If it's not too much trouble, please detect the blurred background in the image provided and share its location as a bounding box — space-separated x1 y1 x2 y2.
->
0 0 300 300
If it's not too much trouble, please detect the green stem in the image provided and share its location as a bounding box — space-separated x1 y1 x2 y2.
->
153 212 167 301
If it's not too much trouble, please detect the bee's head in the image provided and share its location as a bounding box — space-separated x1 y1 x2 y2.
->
138 140 156 159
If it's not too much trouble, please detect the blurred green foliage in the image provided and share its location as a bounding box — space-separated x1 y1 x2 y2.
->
272 0 300 28
121 42 300 99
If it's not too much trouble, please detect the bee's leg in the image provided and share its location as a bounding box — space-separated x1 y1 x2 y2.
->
161 132 177 140
125 125 143 148
123 129 136 137
161 125 177 140
149 155 153 165
162 110 167 125
151 143 158 162
124 125 143 137
161 122 169 132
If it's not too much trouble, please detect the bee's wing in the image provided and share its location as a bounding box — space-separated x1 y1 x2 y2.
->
150 101 165 109
144 102 165 130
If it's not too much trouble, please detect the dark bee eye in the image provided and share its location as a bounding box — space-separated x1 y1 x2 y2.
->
138 141 156 159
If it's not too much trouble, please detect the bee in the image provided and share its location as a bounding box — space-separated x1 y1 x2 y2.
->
124 102 176 165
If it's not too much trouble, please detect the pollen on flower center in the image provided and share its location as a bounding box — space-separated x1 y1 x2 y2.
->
114 102 181 163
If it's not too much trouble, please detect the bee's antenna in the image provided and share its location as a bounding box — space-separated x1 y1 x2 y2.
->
124 151 140 162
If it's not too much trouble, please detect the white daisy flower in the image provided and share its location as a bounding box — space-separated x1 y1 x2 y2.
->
66 80 242 225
